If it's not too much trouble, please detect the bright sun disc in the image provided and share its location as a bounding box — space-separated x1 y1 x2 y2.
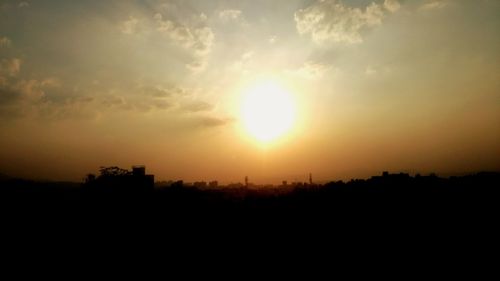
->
241 81 296 143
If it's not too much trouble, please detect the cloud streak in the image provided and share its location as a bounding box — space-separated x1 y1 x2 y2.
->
181 100 214 112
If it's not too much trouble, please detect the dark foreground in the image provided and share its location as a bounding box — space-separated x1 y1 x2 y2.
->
1 172 499 265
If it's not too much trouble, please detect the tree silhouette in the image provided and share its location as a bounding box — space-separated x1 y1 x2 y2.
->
99 166 131 177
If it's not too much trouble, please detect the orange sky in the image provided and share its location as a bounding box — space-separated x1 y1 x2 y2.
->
0 0 499 183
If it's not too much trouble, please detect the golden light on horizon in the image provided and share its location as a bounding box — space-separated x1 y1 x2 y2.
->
240 80 296 143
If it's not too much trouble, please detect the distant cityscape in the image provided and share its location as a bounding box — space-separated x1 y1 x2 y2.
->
1 164 498 215
83 165 321 191
80 165 500 192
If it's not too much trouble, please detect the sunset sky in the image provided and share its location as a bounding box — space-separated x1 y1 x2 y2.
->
0 0 499 183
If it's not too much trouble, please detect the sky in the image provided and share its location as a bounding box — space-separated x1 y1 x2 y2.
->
0 0 499 183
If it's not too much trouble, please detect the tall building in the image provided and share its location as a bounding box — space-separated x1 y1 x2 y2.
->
132 165 146 176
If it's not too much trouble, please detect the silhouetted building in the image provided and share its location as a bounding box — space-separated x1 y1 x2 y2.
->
209 181 218 188
371 172 411 186
84 165 154 192
171 180 184 189
133 165 146 176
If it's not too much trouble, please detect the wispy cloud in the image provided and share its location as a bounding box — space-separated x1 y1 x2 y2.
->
218 9 242 22
120 16 139 34
419 1 448 11
289 61 333 80
181 100 214 113
295 0 396 44
228 51 254 72
154 13 214 72
384 0 401 13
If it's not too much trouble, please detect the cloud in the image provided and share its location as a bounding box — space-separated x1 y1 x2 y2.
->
152 99 171 110
94 84 196 114
0 36 12 47
419 1 448 11
141 85 215 113
186 59 208 73
0 73 100 120
154 13 214 72
120 16 139 34
0 59 35 114
18 2 29 8
218 9 242 22
40 77 62 88
100 91 173 113
101 94 125 107
290 61 333 80
0 77 56 110
295 0 389 44
181 100 214 112
229 51 254 72
142 86 174 97
0 60 53 110
15 79 46 101
384 0 401 13
0 58 21 77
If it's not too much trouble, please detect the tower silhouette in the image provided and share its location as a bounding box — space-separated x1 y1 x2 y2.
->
309 173 312 185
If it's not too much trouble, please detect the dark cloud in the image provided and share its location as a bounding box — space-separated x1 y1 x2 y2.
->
102 95 125 107
142 86 173 97
153 99 171 110
181 100 214 112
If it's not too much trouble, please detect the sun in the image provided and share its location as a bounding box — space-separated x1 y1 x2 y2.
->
241 80 296 143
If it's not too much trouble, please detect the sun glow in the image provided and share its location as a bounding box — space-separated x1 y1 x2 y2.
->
241 80 296 143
